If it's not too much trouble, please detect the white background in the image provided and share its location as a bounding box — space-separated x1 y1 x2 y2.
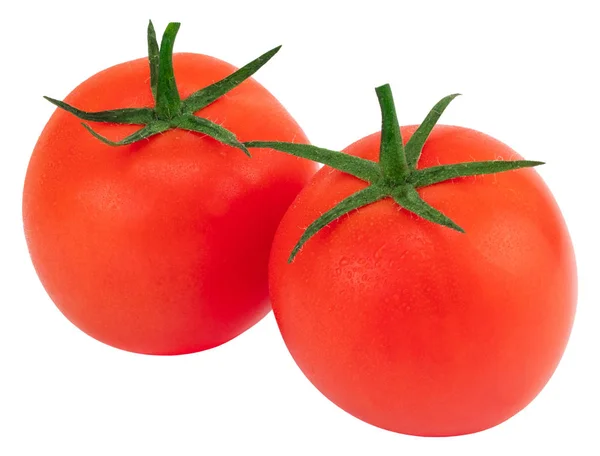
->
1 1 598 454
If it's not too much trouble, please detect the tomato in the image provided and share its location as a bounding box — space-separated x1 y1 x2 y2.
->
263 87 576 436
22 22 316 355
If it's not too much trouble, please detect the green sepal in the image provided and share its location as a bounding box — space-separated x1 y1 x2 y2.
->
182 46 282 114
175 114 250 156
412 160 544 187
245 141 381 182
288 185 387 262
43 97 155 124
405 93 460 169
82 121 170 146
392 185 464 233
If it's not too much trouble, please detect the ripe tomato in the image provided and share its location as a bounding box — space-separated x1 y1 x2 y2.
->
268 121 576 436
23 23 316 355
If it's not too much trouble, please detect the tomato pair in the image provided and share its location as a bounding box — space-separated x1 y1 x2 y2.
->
23 21 576 436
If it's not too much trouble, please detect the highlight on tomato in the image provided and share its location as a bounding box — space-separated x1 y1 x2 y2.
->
23 21 316 355
249 85 576 436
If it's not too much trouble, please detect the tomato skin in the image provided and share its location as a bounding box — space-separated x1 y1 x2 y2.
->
23 53 316 355
269 125 577 436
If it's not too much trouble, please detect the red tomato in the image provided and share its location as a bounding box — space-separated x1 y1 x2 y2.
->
269 125 576 436
23 50 315 355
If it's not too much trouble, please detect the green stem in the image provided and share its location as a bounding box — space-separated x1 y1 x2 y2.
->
147 20 160 102
155 22 182 119
375 84 409 182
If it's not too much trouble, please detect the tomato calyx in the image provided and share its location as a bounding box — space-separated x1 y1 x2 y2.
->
246 84 544 262
44 21 283 156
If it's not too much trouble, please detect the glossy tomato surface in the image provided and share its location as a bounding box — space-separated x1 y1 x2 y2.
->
269 125 576 436
23 53 316 355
